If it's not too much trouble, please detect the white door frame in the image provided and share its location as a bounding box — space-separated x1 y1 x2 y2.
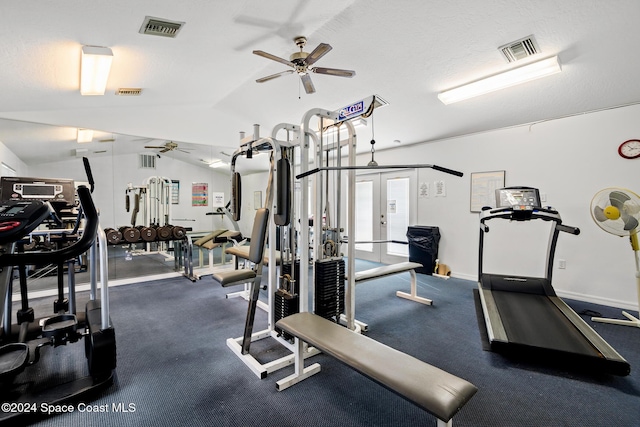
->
354 170 417 264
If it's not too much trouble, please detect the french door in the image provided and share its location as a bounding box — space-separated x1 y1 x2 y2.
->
354 170 416 264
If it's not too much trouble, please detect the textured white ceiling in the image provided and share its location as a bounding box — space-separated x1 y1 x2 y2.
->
1 0 639 167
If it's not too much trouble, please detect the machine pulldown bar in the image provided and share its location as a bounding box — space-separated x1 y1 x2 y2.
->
296 164 463 179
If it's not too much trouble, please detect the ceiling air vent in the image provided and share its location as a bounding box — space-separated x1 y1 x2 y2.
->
499 35 540 62
116 88 143 96
139 153 156 169
139 16 185 38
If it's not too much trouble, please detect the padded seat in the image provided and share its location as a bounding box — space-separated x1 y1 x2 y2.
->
212 269 257 287
193 229 227 249
276 312 477 424
353 261 422 282
225 245 281 266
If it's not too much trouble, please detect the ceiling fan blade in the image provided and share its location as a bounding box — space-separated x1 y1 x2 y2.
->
609 190 630 210
145 146 165 149
301 73 315 94
159 148 171 153
312 67 356 78
304 43 332 66
253 50 295 67
234 16 279 29
256 69 294 83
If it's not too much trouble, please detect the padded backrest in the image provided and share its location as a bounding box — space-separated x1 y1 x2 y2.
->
248 208 269 264
231 172 242 221
274 158 291 226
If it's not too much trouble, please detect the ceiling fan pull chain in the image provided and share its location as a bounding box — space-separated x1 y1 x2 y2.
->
368 114 378 166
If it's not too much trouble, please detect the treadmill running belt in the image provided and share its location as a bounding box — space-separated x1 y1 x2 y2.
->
492 291 599 357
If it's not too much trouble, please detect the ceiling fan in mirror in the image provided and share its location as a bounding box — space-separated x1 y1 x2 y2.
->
144 141 192 154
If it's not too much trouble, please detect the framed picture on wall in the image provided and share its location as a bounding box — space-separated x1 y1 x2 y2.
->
171 180 180 204
470 170 505 212
192 182 208 207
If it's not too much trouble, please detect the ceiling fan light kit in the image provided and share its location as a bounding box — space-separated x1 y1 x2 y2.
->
254 36 355 94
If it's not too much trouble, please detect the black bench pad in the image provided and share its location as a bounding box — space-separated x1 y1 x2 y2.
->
276 312 477 422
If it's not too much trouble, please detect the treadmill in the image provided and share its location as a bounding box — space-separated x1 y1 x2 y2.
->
477 186 630 376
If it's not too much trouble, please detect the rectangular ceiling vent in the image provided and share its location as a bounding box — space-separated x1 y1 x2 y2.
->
139 16 185 38
499 35 540 62
139 153 156 169
116 88 143 96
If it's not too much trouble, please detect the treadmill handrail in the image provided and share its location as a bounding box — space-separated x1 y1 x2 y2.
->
480 207 562 227
0 186 98 267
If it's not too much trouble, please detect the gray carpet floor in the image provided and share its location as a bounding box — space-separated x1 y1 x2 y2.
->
2 260 638 426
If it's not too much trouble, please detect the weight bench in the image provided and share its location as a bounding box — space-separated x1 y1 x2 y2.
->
352 261 432 305
193 229 242 267
276 312 477 427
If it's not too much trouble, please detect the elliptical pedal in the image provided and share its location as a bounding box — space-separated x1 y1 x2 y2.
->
0 343 29 381
41 314 78 343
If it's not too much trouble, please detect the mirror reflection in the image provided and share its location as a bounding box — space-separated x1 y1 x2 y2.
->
0 118 270 294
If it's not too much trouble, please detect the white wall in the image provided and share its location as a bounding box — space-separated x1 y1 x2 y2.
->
358 103 640 310
26 154 232 234
0 141 28 177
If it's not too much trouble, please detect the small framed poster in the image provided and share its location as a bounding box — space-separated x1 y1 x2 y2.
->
171 180 180 204
470 170 505 212
192 182 208 207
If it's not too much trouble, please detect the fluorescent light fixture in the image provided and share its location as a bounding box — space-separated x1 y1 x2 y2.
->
209 159 228 168
76 128 94 143
80 45 113 95
437 56 561 105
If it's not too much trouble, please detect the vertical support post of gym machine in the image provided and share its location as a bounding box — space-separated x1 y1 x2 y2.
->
270 123 300 328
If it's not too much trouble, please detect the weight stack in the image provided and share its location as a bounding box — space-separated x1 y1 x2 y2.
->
274 289 299 342
273 260 300 341
314 258 345 322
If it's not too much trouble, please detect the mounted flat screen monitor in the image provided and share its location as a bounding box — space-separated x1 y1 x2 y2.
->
495 187 541 210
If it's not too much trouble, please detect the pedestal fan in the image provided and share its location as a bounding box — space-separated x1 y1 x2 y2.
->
590 188 640 328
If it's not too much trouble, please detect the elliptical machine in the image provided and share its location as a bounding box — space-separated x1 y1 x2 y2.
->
0 159 116 422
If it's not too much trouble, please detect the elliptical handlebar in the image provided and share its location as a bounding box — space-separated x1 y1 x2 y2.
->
0 185 98 267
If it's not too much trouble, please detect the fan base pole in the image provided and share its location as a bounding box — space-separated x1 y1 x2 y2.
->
592 311 640 328
592 261 640 328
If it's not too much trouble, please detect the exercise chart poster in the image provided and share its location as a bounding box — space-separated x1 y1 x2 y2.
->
192 183 208 207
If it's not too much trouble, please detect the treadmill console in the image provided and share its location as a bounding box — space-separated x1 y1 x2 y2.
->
495 187 541 210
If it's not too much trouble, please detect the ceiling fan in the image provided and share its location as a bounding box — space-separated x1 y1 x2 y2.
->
253 36 355 94
144 141 191 154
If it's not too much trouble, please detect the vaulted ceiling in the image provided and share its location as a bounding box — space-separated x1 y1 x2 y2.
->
1 0 639 168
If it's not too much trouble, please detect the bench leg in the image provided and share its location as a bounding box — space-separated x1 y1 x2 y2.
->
396 270 433 305
276 337 321 391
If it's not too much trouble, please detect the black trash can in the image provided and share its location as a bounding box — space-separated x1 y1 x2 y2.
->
406 226 440 275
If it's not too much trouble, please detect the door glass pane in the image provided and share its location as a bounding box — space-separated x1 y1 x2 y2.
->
386 177 409 256
355 180 373 252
